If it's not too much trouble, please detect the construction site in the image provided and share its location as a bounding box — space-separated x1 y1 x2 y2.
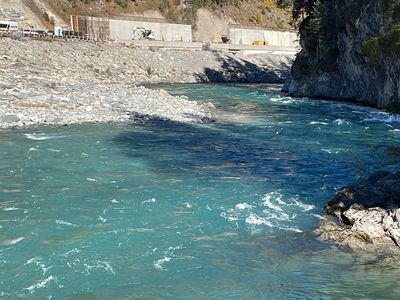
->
0 0 298 53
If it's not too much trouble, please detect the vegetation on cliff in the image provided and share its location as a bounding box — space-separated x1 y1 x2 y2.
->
362 24 400 64
292 0 400 72
287 0 400 110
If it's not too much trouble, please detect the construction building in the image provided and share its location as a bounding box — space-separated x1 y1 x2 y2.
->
70 15 192 42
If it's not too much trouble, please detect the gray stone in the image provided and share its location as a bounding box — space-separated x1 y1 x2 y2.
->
0 39 292 128
0 114 20 123
316 172 400 254
325 171 400 222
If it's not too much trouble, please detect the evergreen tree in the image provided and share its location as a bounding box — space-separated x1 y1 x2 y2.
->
292 0 317 23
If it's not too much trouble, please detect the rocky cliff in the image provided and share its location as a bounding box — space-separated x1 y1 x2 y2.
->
285 0 400 111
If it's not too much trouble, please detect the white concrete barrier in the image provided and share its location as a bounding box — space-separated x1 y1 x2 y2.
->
228 25 298 47
109 19 192 43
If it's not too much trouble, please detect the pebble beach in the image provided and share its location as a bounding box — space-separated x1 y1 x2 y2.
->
0 38 293 128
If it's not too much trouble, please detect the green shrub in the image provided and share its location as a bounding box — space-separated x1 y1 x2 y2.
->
362 24 400 62
114 0 128 8
43 11 50 22
276 0 294 9
380 24 400 56
362 37 379 59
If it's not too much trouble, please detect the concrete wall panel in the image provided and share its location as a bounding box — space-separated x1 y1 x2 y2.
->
109 19 192 42
228 27 298 47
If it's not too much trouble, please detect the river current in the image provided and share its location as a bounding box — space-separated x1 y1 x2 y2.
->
1 84 400 298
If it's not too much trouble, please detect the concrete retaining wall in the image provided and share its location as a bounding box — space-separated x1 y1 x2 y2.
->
109 19 192 43
228 26 298 47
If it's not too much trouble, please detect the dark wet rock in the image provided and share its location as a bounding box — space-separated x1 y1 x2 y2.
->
325 171 400 223
315 171 400 253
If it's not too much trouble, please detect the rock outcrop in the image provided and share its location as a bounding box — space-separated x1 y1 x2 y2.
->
315 171 400 253
285 0 400 110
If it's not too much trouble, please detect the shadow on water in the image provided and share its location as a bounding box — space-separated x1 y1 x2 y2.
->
111 116 352 199
193 51 291 83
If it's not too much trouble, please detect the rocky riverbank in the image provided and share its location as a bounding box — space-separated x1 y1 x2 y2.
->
315 171 400 257
0 38 294 128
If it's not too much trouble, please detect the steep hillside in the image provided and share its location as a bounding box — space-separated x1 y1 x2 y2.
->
285 0 400 111
0 0 55 29
43 0 293 29
7 0 294 34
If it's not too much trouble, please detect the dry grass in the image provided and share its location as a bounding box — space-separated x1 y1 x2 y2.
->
22 0 53 29
42 0 292 30
45 0 162 21
218 1 292 30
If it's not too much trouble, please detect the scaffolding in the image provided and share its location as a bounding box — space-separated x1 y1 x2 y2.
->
70 15 110 41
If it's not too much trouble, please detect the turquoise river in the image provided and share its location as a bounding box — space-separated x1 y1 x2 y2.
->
1 84 400 299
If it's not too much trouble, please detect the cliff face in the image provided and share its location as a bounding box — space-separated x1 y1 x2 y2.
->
285 0 400 110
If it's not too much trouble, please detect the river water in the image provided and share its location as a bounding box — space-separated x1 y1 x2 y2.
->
1 84 400 298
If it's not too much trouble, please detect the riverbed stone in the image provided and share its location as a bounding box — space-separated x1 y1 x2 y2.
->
0 39 293 128
0 114 20 123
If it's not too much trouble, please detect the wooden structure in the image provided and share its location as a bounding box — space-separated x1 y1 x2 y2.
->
70 15 110 41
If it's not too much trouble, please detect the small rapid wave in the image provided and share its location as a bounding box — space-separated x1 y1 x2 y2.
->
61 248 81 257
321 148 346 154
309 121 328 125
269 96 301 104
56 220 79 227
245 214 273 226
2 237 25 246
152 245 185 271
83 261 115 275
222 191 315 233
25 257 52 276
364 111 400 124
235 203 253 210
153 257 172 270
26 276 56 293
2 206 20 211
24 133 66 140
142 198 156 204
333 119 351 125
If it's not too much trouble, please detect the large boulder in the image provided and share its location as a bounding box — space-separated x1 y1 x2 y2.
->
325 171 400 223
315 171 400 253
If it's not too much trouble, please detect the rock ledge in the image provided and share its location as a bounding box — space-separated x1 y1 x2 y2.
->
315 171 400 254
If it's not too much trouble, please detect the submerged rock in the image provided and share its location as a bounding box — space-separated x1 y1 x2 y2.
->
315 171 400 254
